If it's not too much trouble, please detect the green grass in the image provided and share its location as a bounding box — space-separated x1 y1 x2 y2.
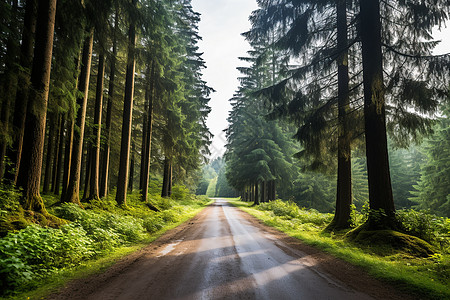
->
229 199 450 300
0 190 212 299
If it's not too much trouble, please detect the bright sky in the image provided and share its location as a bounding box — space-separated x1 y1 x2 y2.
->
192 0 450 160
192 0 258 160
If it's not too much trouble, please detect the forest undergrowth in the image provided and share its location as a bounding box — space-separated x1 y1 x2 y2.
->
0 184 211 299
230 199 450 300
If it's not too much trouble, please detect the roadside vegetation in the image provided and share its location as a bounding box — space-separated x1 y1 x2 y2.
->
230 199 450 300
0 184 211 299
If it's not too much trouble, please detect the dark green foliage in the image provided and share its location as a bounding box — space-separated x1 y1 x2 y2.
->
389 144 425 209
0 224 93 293
397 210 449 251
53 203 146 247
411 107 450 217
351 157 369 210
291 172 335 213
215 167 237 197
195 180 209 195
0 188 209 295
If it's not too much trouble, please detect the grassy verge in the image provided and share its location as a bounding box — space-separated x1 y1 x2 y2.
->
229 199 450 300
0 189 212 300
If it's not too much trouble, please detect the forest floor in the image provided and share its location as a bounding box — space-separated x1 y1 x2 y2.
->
48 199 414 300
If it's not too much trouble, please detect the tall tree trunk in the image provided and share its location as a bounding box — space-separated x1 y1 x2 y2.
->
116 0 137 206
141 62 155 203
61 117 74 198
4 0 37 184
139 96 148 191
261 181 266 203
168 161 172 197
42 113 56 193
0 0 19 181
271 180 277 200
360 0 395 228
88 52 105 200
63 30 94 205
16 0 57 212
329 0 352 230
61 52 80 199
53 113 64 194
51 113 61 191
161 157 171 198
100 3 118 199
129 141 135 192
253 182 260 205
82 146 91 200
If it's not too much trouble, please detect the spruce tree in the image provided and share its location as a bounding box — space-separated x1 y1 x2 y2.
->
411 104 450 217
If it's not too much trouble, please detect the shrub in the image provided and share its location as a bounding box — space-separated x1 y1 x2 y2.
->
143 214 164 233
0 224 93 293
397 209 449 251
53 203 146 246
171 184 191 200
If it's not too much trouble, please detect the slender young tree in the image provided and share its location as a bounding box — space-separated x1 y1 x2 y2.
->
161 157 171 198
63 30 94 205
87 52 105 201
42 113 56 193
100 7 118 198
4 0 37 185
328 0 352 229
116 0 137 206
140 62 155 203
16 0 57 211
53 113 65 194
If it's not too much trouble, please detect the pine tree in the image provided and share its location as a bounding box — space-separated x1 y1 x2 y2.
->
16 0 57 212
3 0 37 185
63 29 94 205
411 104 450 217
116 0 137 206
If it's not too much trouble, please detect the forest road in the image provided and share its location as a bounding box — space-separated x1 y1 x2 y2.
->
49 199 413 300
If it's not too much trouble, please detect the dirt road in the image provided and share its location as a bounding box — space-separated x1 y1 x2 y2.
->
50 199 412 300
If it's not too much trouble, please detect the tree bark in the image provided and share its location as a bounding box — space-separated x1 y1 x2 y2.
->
129 141 135 192
42 112 56 193
360 0 396 228
0 0 19 181
141 62 155 203
82 146 91 200
53 113 64 194
253 182 260 205
100 3 118 199
116 0 137 206
4 0 37 184
51 113 61 191
139 95 148 191
88 52 105 200
61 117 74 199
329 0 353 230
63 30 94 205
261 181 266 203
168 161 172 197
161 157 171 198
16 0 57 212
